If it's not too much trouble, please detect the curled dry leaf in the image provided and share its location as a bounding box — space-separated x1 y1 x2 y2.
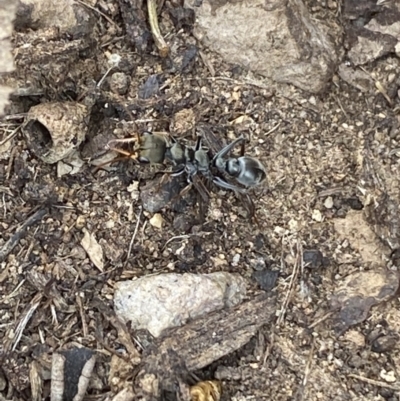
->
80 228 104 272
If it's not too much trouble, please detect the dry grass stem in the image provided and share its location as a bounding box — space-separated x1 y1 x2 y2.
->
125 206 142 266
9 292 43 352
349 374 400 392
147 0 169 57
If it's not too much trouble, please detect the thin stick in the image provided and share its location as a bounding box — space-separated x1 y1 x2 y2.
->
163 234 190 250
297 341 315 400
125 207 142 266
0 209 47 263
1 113 26 121
359 66 393 106
308 311 335 329
75 0 118 27
277 239 300 326
187 76 275 93
10 292 43 352
264 122 281 137
6 145 18 180
349 373 400 392
76 293 88 338
0 125 20 147
147 0 169 57
97 65 115 88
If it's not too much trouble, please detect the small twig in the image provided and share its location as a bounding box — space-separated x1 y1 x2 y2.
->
277 238 301 326
359 66 393 106
0 113 26 121
299 341 315 399
187 76 274 93
75 0 117 27
308 311 335 329
76 293 89 337
0 208 47 263
262 329 275 366
2 193 6 219
0 125 20 147
264 122 281 137
6 145 18 180
94 333 132 362
199 50 216 77
0 186 13 196
97 54 122 88
317 187 345 197
97 65 115 88
9 292 43 352
125 207 142 266
4 279 26 300
163 232 213 250
95 299 141 363
349 373 400 392
163 234 190 250
334 95 349 119
147 0 169 57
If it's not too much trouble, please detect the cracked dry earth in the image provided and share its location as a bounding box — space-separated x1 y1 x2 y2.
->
1 2 400 401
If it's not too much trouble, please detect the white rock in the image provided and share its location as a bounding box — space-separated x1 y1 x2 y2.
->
396 42 400 58
114 272 247 337
324 196 334 209
312 209 323 222
380 369 396 383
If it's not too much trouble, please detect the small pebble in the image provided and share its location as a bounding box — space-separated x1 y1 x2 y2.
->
149 213 163 229
324 196 334 209
303 249 324 269
232 254 240 266
253 269 279 292
380 370 396 383
371 335 398 353
76 215 86 229
312 209 323 222
110 72 129 95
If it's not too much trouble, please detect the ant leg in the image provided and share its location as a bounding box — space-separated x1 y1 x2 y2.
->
211 136 246 164
240 137 246 157
213 176 247 194
194 135 202 151
94 139 140 172
242 192 255 218
170 166 186 177
153 167 185 193
244 192 260 227
178 182 193 198
106 146 135 158
105 132 141 161
164 182 193 209
192 174 210 203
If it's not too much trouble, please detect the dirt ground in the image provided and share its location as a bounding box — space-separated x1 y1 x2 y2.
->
1 0 400 400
